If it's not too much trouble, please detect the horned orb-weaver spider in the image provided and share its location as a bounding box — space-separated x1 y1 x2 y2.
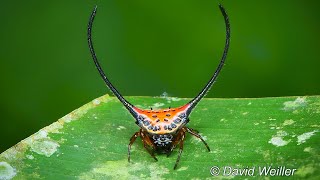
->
87 4 230 169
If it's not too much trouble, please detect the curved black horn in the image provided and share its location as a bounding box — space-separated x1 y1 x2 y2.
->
187 4 231 115
87 6 137 117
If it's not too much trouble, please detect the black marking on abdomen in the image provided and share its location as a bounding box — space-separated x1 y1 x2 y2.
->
143 120 150 126
171 123 177 128
173 118 181 124
153 125 161 132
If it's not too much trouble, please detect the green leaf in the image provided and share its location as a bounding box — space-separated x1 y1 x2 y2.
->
1 95 319 179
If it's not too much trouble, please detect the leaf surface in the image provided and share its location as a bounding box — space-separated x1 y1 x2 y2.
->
0 95 319 179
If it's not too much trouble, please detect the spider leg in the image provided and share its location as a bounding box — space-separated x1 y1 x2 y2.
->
128 131 140 162
186 127 210 151
166 145 176 157
173 131 186 170
140 130 158 161
143 142 158 161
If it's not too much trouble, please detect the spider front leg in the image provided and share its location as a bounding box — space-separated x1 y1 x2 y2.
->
173 129 186 170
186 127 210 151
142 142 158 161
140 130 158 161
128 131 140 162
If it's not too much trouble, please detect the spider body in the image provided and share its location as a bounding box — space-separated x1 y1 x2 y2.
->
87 4 230 169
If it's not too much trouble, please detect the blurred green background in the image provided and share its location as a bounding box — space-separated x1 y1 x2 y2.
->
0 0 319 152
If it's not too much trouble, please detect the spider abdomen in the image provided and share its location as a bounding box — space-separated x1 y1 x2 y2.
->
133 105 189 134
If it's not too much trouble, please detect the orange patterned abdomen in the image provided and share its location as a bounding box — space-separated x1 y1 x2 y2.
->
134 104 190 134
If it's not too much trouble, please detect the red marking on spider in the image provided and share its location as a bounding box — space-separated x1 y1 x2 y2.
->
87 3 230 170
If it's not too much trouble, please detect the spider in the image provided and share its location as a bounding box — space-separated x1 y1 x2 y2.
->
87 4 230 170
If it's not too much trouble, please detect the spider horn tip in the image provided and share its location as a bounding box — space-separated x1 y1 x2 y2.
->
92 5 98 13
